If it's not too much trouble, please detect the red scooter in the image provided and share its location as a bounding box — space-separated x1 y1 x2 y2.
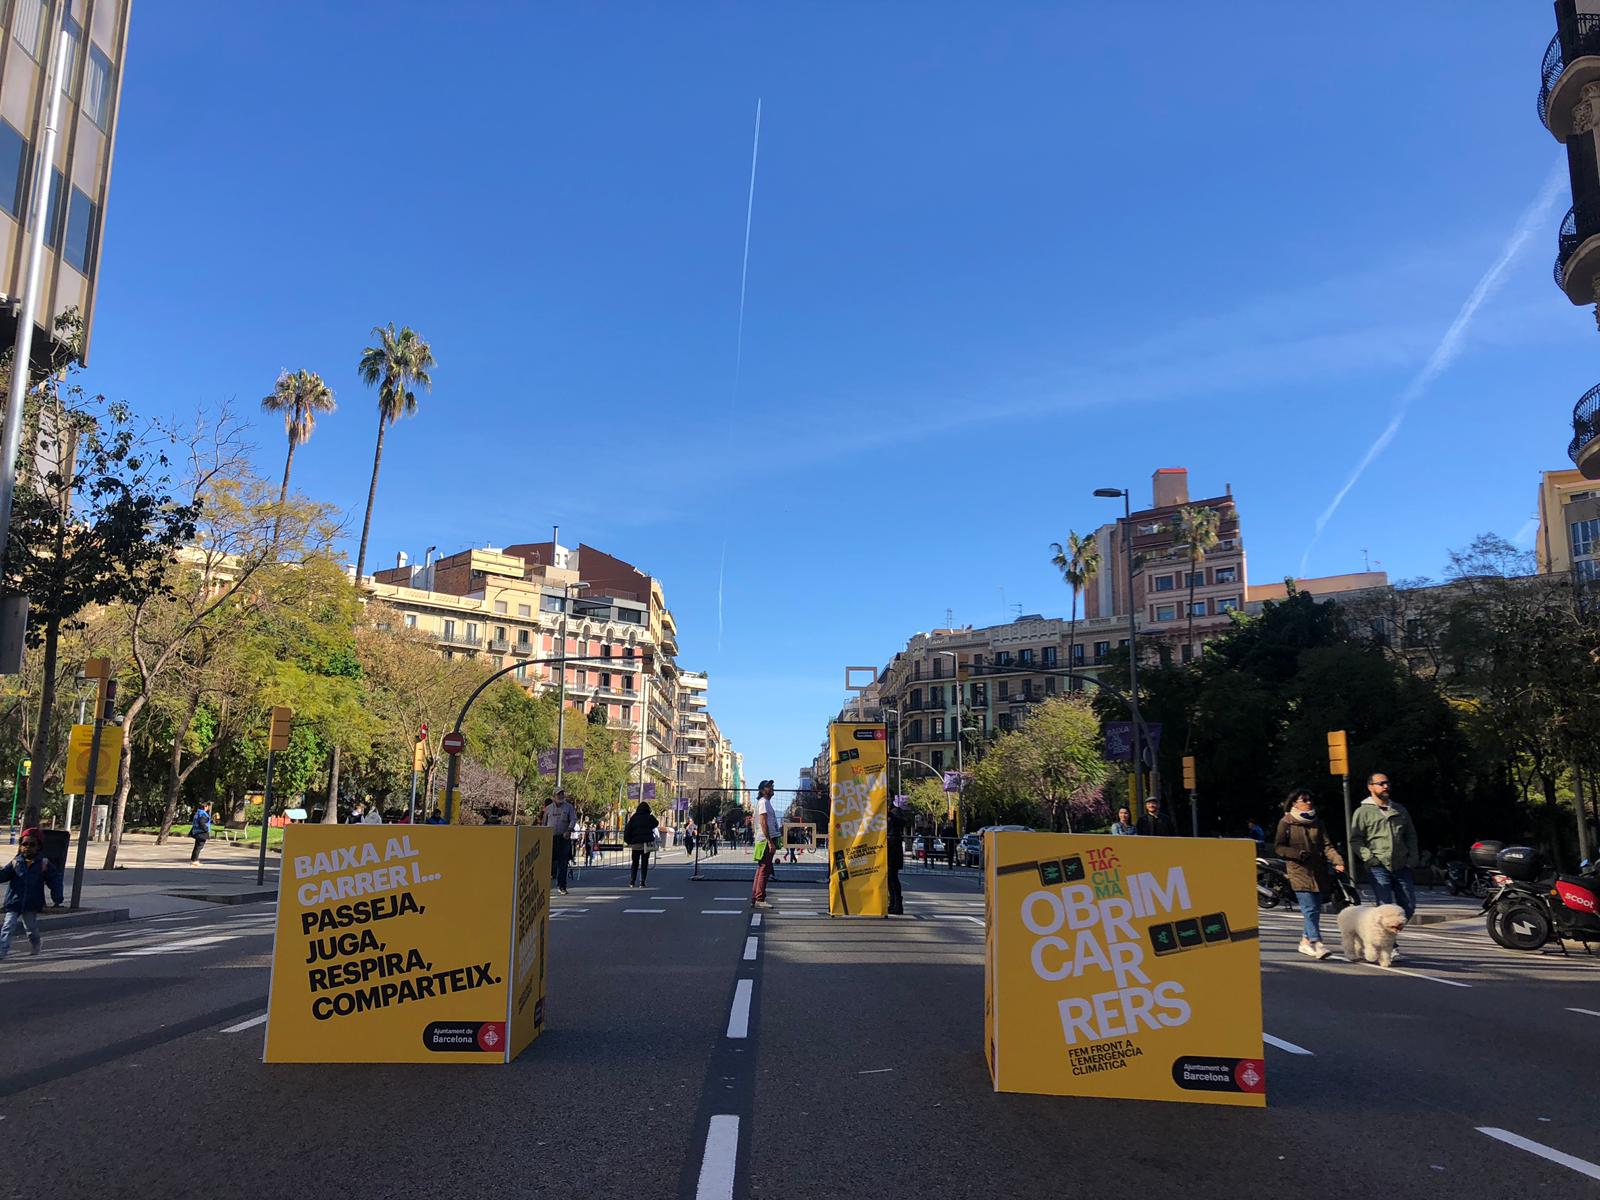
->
1483 846 1600 954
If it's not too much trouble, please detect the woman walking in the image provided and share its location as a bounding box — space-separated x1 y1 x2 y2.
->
624 802 659 888
1273 787 1346 960
1110 806 1136 836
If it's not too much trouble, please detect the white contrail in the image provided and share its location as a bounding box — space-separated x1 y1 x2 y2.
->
719 98 762 653
1300 165 1566 576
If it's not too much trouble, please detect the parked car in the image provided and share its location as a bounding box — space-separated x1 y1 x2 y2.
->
959 825 1032 868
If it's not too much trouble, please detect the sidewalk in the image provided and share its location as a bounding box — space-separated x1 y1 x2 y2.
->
41 832 282 927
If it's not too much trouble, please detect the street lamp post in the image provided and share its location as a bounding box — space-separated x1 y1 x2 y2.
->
883 706 901 801
554 581 589 791
934 650 964 836
1094 487 1145 806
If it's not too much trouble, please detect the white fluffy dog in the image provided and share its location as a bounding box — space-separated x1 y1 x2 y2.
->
1337 903 1407 967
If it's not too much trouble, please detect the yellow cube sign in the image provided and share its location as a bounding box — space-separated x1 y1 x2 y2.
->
984 830 1264 1107
827 721 889 917
64 724 122 795
264 824 549 1064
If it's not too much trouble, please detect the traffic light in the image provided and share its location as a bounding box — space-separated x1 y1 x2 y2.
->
956 655 971 683
1182 755 1196 790
268 706 294 752
1327 730 1349 776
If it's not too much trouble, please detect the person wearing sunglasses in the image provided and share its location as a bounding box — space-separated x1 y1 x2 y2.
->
0 827 63 961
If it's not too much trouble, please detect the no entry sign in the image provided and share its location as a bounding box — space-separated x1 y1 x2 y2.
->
441 731 466 756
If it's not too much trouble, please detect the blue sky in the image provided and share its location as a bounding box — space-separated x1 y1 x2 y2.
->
82 3 1593 788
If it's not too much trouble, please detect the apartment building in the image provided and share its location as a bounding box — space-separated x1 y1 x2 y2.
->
0 0 129 368
1536 467 1600 581
370 540 673 774
1539 2 1600 477
675 670 711 794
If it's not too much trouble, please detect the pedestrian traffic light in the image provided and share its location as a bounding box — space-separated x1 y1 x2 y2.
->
1182 755 1196 790
1327 730 1349 776
269 705 293 752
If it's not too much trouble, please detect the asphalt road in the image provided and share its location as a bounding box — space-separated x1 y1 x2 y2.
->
0 862 1596 1199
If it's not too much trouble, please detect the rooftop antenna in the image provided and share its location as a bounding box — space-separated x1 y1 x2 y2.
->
945 607 953 628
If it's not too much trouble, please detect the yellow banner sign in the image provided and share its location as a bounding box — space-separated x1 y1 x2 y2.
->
984 831 1264 1107
64 724 122 795
827 722 889 916
264 825 549 1064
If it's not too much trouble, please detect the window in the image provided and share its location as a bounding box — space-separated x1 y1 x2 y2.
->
910 688 921 710
1190 600 1208 617
491 655 503 668
61 15 82 98
601 643 612 659
13 0 47 59
1022 681 1034 700
932 717 945 739
972 683 987 705
1093 640 1109 662
517 603 531 617
1118 638 1129 650
621 705 633 723
998 681 1010 700
576 669 587 687
1573 517 1600 560
1217 597 1239 613
515 664 527 681
971 653 984 667
0 122 25 219
404 613 417 628
443 619 456 640
909 720 922 743
1045 676 1057 695
599 673 612 690
494 600 507 613
1181 644 1193 664
542 595 563 612
492 626 506 642
1579 559 1600 583
995 651 1012 667
516 629 530 646
1070 644 1084 666
931 657 945 678
931 750 944 771
1187 572 1203 587
43 168 64 250
1020 648 1034 666
1042 646 1057 667
1215 565 1237 584
465 622 478 641
1154 575 1175 592
622 675 634 691
913 661 923 680
1155 604 1177 622
999 713 1014 732
1137 522 1161 535
930 685 944 707
84 43 114 129
977 713 988 735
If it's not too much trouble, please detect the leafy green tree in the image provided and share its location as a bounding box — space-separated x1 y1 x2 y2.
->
968 696 1109 832
1167 504 1220 656
353 324 434 581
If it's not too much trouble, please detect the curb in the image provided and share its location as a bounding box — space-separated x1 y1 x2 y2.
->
163 888 277 906
37 907 130 930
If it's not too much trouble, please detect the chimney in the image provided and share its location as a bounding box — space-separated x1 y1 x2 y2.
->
396 551 409 570
1152 467 1189 509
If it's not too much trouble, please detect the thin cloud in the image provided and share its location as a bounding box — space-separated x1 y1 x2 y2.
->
1299 165 1567 575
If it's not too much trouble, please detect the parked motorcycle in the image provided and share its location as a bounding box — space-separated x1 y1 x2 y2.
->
1257 856 1359 912
1446 841 1511 899
1483 846 1600 954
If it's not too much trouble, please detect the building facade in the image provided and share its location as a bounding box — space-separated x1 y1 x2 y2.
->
1540 1 1600 477
0 0 129 367
1536 467 1600 580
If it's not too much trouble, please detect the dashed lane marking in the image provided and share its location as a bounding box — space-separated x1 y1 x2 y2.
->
1476 1127 1600 1181
1568 1007 1600 1017
222 1013 268 1034
623 908 665 914
750 913 761 927
1262 1033 1313 1055
726 979 753 1039
694 1114 739 1200
702 909 744 915
743 936 758 961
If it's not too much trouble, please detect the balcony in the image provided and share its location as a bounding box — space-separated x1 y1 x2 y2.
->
1556 192 1600 302
1540 12 1600 139
440 630 482 649
1571 383 1600 479
512 641 533 656
488 637 510 653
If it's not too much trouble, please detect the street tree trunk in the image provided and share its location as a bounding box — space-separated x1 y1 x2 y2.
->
271 436 297 547
353 412 388 582
155 691 203 844
101 690 147 870
22 612 60 829
322 743 342 823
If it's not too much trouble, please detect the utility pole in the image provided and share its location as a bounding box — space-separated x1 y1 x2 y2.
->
1183 755 1198 837
1328 729 1352 870
259 707 292 886
70 670 115 910
555 579 588 791
408 722 426 825
1095 488 1143 804
0 11 68 664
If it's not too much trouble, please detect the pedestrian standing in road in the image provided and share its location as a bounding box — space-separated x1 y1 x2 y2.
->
943 821 959 869
1110 806 1136 836
751 780 779 909
1274 788 1346 960
1136 797 1177 838
886 796 910 915
625 802 659 888
1350 771 1419 920
0 828 62 961
361 806 383 825
542 788 578 895
684 825 696 857
189 800 213 864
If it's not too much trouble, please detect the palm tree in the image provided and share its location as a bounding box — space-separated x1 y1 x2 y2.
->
1049 531 1101 691
1167 504 1221 658
354 323 435 581
260 369 336 545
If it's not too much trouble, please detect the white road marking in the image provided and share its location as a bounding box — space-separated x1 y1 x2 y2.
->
114 933 238 957
714 896 747 901
750 913 762 927
857 1068 895 1075
695 1115 739 1200
930 914 984 925
727 979 753 1038
1476 1127 1600 1181
702 909 742 915
1262 1033 1313 1055
743 936 758 961
222 1013 268 1034
776 911 818 917
1568 1007 1600 1017
623 908 666 914
1329 956 1472 987
655 895 685 900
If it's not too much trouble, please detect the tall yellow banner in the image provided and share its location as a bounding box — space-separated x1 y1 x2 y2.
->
263 825 549 1064
985 831 1264 1107
827 721 889 916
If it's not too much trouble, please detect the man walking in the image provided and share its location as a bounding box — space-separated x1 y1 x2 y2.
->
751 780 779 910
1136 797 1177 838
189 800 212 864
1350 771 1419 919
0 829 62 961
543 787 578 895
886 796 910 915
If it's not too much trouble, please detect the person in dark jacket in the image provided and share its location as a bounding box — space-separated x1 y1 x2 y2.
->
624 802 659 888
1135 798 1177 838
1273 787 1346 960
1 827 63 960
189 801 213 863
886 797 910 915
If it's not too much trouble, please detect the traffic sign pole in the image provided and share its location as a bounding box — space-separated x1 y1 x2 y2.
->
257 749 275 886
441 730 465 822
70 680 115 910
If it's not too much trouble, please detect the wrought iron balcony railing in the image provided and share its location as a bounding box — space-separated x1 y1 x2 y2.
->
1540 13 1600 127
1555 192 1600 289
1570 381 1600 466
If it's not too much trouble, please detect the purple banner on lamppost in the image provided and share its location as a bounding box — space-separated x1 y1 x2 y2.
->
942 771 961 794
627 782 659 801
563 748 585 773
674 796 689 813
537 750 557 776
1104 722 1162 763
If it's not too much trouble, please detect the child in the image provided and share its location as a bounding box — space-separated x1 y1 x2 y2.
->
0 827 64 960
